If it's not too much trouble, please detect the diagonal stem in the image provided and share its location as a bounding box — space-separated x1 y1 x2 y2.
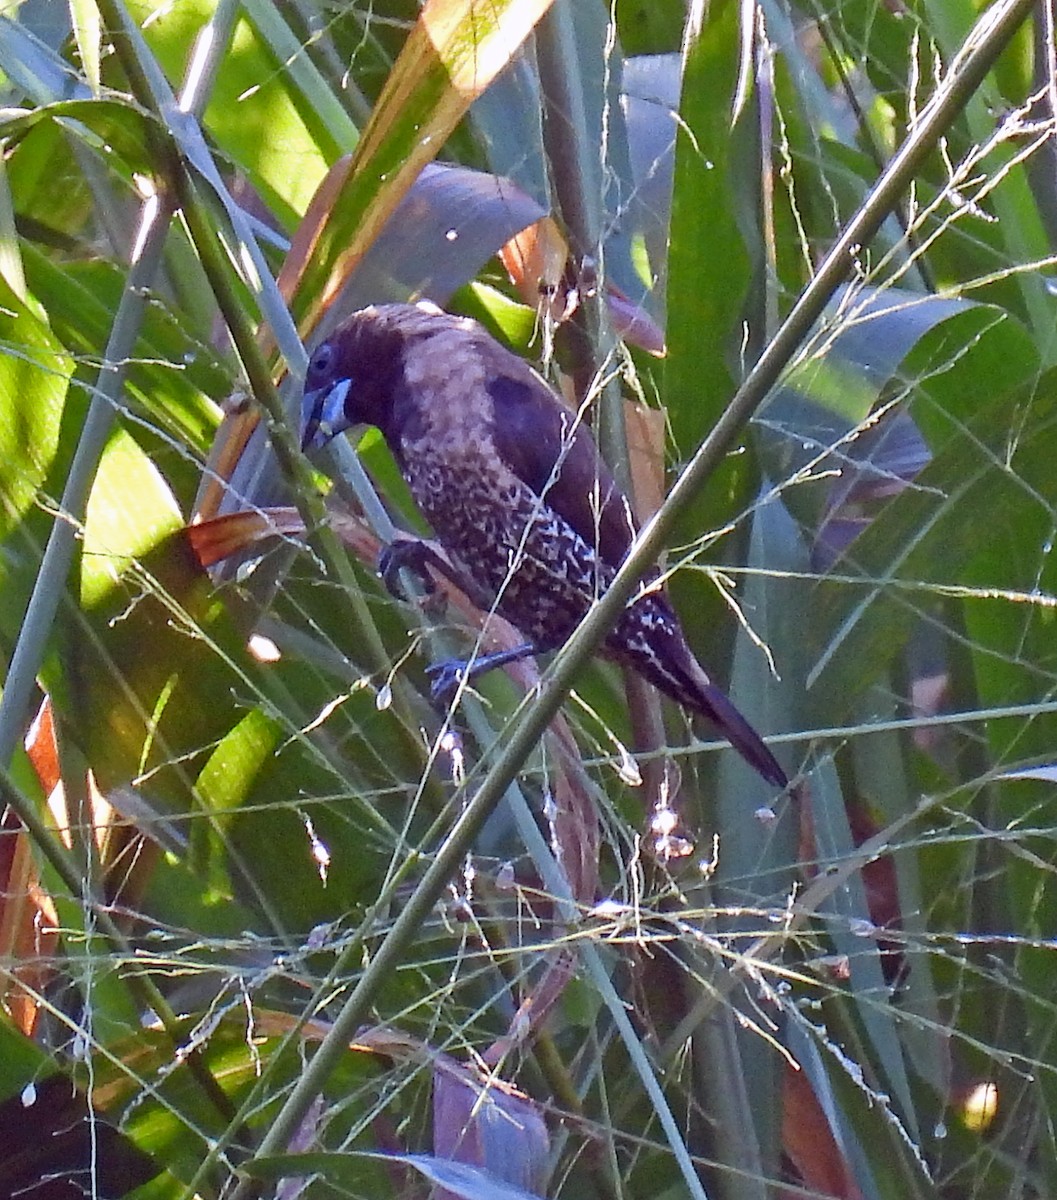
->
0 192 174 771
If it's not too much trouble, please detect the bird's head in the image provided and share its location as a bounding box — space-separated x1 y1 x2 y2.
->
300 301 457 452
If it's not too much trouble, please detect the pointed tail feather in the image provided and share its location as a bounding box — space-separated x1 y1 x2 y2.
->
613 615 787 787
688 676 788 788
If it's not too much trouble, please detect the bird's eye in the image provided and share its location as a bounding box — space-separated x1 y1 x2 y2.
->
309 342 334 378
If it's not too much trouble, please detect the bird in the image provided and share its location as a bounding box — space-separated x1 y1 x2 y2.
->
301 302 787 788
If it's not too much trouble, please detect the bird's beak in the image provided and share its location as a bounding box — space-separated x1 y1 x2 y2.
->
301 378 352 452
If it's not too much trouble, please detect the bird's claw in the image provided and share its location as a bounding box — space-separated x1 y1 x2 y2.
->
378 538 438 602
425 658 469 705
424 643 538 706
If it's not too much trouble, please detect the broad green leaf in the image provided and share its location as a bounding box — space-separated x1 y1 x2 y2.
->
0 277 73 643
759 286 1026 543
81 425 184 609
248 1151 548 1200
1 98 158 180
123 0 337 222
663 0 764 675
807 760 918 1140
703 493 804 1184
24 247 226 467
40 497 252 817
194 697 403 932
665 0 751 440
801 302 1039 708
281 0 555 334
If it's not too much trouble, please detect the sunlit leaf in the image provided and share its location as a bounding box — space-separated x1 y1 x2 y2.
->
280 0 556 334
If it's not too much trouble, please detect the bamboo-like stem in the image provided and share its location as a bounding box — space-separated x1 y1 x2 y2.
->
536 0 672 807
99 0 438 759
0 0 251 1158
0 191 175 772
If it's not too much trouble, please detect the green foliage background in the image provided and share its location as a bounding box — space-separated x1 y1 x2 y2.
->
0 0 1055 1197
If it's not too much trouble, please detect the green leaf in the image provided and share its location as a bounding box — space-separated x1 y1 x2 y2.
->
283 0 555 333
247 1151 548 1200
123 0 337 222
803 302 1040 709
0 277 73 642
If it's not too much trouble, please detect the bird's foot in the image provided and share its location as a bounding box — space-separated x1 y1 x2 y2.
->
425 643 538 706
425 658 470 705
378 538 438 602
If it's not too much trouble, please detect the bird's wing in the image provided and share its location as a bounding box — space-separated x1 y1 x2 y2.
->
482 362 638 572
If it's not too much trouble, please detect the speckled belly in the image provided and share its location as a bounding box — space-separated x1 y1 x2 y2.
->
405 454 612 651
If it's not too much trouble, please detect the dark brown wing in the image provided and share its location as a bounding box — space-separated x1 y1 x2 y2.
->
483 362 637 571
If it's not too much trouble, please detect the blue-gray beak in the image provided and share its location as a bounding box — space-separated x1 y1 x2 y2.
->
301 378 353 452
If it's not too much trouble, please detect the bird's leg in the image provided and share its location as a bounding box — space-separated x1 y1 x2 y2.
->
378 537 438 599
426 643 537 704
377 536 482 602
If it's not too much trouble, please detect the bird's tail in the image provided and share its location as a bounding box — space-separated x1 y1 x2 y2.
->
683 669 788 788
614 616 788 788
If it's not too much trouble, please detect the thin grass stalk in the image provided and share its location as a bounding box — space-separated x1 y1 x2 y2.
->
0 764 240 1130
